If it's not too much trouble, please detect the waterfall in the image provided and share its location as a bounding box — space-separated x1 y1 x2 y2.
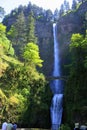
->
50 23 63 130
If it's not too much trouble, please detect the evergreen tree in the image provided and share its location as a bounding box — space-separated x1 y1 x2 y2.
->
54 9 59 21
77 0 84 3
72 0 77 10
27 11 37 44
14 11 27 45
64 0 70 12
7 11 26 58
8 11 26 45
0 6 5 19
59 4 65 17
45 9 53 21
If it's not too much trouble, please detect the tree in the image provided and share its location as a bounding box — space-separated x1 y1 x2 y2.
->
64 32 87 126
83 30 87 68
72 0 77 10
59 4 65 17
0 61 51 127
7 11 26 58
64 0 70 12
0 89 8 122
0 64 29 124
0 6 5 21
45 9 53 21
77 0 84 3
8 11 26 46
54 9 59 21
27 11 37 44
23 42 43 67
70 33 86 70
0 23 14 56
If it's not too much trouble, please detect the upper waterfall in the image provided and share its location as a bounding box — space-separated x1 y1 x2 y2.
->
52 23 62 94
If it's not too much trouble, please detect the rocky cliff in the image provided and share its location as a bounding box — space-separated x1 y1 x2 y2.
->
36 21 54 76
57 1 87 75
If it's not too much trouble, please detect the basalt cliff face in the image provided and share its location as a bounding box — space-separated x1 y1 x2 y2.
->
36 21 54 76
56 1 87 75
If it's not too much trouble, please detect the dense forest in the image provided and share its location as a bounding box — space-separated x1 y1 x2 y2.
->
0 0 87 129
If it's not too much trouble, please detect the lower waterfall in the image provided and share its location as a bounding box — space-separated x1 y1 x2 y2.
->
50 23 63 130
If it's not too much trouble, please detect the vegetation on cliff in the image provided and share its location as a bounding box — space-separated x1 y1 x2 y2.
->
64 31 87 127
0 8 52 127
0 0 87 129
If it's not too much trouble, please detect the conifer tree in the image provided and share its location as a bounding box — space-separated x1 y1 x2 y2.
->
27 11 37 44
77 0 84 3
54 9 59 21
59 4 65 17
0 6 5 19
14 11 27 45
72 0 77 10
64 0 70 12
7 11 27 58
8 11 26 46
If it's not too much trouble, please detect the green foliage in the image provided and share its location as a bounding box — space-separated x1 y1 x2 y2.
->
70 33 84 48
0 23 6 32
0 23 14 56
23 42 43 67
1 55 22 65
0 60 8 77
0 53 22 77
7 25 18 39
0 62 51 127
23 78 52 128
70 33 87 69
0 23 15 77
59 124 71 130
64 32 87 126
0 89 7 102
84 30 87 67
7 94 24 122
0 44 4 56
0 89 8 123
7 11 38 59
0 64 29 121
7 11 27 58
27 11 37 43
84 56 87 68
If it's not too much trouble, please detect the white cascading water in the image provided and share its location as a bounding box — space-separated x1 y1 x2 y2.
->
50 23 63 130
